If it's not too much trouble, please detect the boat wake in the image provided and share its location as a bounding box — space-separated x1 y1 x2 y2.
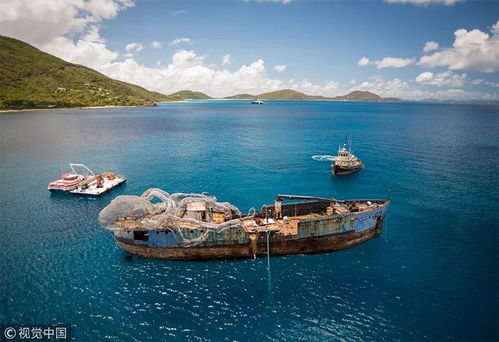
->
312 155 336 162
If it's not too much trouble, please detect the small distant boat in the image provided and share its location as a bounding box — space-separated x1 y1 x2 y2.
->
48 163 126 196
332 135 363 175
251 99 264 104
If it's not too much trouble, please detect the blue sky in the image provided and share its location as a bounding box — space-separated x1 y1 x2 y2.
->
0 0 498 99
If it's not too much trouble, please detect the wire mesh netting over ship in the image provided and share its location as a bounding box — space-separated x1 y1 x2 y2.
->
98 188 253 246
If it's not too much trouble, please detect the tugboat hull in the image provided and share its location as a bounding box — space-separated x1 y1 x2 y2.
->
332 164 362 175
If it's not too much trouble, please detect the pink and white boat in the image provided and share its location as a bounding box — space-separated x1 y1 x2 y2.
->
48 163 92 192
48 163 126 195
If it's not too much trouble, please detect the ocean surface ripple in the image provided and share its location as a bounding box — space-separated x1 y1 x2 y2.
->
0 100 497 341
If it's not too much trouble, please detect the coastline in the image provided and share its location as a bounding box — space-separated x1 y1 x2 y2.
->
1 99 492 113
0 101 199 113
0 105 142 113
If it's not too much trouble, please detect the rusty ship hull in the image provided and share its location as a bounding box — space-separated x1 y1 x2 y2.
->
102 192 389 261
115 221 382 260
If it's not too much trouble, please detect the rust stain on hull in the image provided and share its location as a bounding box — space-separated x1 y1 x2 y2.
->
100 189 390 261
116 222 383 261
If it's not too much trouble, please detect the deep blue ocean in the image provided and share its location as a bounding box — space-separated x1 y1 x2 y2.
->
0 100 497 341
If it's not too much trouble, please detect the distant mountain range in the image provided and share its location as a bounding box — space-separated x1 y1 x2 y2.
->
170 91 497 105
167 88 402 102
225 89 332 100
224 89 401 102
332 90 401 102
0 35 172 110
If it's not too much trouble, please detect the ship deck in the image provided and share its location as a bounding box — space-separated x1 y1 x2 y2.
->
70 176 126 196
112 200 384 236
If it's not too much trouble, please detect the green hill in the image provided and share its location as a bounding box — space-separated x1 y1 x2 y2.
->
226 89 331 100
0 35 173 110
256 89 320 100
332 91 401 102
224 93 255 99
169 90 212 100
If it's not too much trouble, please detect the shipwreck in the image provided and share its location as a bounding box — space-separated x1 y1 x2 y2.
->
98 189 389 260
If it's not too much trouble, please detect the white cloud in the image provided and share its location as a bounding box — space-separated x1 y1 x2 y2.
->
358 57 370 66
0 0 134 70
222 54 231 65
350 79 357 84
419 22 499 73
471 79 484 85
289 80 341 97
151 41 162 49
384 0 462 5
359 56 415 68
0 0 134 45
354 77 418 98
82 0 134 17
97 49 351 98
169 37 191 46
172 10 187 15
244 0 292 4
100 50 287 97
423 41 439 52
125 42 143 52
274 64 287 72
40 27 119 69
415 71 434 83
415 71 467 87
376 57 415 68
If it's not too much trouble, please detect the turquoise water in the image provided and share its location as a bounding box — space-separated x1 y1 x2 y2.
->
0 100 497 341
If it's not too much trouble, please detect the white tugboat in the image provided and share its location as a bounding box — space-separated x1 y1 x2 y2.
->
332 135 363 175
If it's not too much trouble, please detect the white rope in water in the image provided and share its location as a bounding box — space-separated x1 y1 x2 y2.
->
266 229 270 271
